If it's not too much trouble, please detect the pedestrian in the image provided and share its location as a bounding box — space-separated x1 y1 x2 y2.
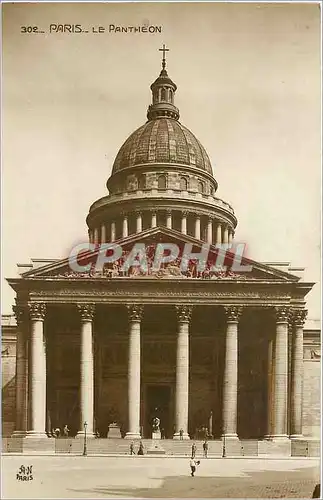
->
203 440 208 458
189 457 200 477
179 428 184 440
63 424 69 437
130 441 135 455
191 442 197 458
137 441 144 455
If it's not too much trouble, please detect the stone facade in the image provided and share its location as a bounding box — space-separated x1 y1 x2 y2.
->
2 310 321 440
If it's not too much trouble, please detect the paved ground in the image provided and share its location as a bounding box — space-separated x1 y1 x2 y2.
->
1 455 320 499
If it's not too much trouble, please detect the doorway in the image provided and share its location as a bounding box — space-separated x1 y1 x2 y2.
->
144 385 172 438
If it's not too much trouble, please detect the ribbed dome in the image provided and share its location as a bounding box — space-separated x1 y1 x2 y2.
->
112 118 213 174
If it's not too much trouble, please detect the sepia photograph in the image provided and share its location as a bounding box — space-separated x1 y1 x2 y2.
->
1 1 321 498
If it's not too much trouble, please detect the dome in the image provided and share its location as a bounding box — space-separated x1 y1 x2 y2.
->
111 118 213 175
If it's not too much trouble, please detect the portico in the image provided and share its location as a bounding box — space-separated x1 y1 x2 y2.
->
10 263 310 442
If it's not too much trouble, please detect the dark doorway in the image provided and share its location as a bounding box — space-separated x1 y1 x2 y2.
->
145 385 172 439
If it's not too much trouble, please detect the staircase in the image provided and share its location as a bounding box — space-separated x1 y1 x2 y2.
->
2 437 320 456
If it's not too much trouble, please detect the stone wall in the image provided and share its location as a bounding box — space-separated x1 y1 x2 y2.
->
303 360 321 437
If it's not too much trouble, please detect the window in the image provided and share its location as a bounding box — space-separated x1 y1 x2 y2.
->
158 174 167 190
138 174 146 190
197 180 205 194
180 177 188 191
161 88 166 101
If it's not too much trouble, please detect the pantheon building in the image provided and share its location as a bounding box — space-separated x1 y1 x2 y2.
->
4 51 320 453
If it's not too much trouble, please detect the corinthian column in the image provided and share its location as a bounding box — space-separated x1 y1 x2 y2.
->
207 217 213 244
222 306 242 439
101 223 106 244
216 223 222 245
125 305 144 439
12 305 28 437
136 211 142 233
94 227 99 244
27 302 47 438
181 211 187 235
122 215 128 238
223 226 229 244
77 304 95 437
110 221 116 242
290 309 307 438
173 305 192 439
272 306 289 439
194 216 201 240
166 210 172 229
151 211 157 228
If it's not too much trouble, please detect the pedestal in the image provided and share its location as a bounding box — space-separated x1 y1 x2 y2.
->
152 430 161 440
107 423 122 439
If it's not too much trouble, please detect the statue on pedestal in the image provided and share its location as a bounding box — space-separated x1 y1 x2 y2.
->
152 416 161 439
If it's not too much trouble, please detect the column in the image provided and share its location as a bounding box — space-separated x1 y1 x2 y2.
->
173 305 192 439
290 309 307 438
207 217 213 244
27 302 47 438
216 223 222 245
125 305 143 439
12 305 28 437
93 227 99 244
101 224 106 244
222 306 242 439
89 230 93 244
77 304 95 437
181 211 187 235
223 226 229 244
265 337 274 438
228 230 233 244
166 210 172 229
151 211 157 228
122 215 128 238
136 211 142 233
272 306 289 438
110 221 116 242
194 215 201 240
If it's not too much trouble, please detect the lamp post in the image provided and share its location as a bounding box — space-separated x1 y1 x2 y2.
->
83 421 88 456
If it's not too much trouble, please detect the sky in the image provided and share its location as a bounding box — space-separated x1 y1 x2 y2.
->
2 2 321 318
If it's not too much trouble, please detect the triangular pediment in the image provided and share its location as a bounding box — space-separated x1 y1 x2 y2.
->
16 226 300 282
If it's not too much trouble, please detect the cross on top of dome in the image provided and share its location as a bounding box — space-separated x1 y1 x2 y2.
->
159 44 169 70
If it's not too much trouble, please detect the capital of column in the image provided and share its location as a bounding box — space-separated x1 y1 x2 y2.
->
181 210 188 217
175 305 193 323
78 303 95 322
274 306 290 324
165 209 172 216
127 304 144 322
13 304 27 326
224 306 243 323
290 309 308 327
135 210 142 217
28 302 46 321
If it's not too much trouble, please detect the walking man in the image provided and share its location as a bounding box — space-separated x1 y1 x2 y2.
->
130 441 135 455
179 428 184 440
189 457 200 477
191 442 197 458
203 440 208 458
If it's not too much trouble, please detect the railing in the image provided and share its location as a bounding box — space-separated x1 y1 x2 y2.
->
89 190 235 215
